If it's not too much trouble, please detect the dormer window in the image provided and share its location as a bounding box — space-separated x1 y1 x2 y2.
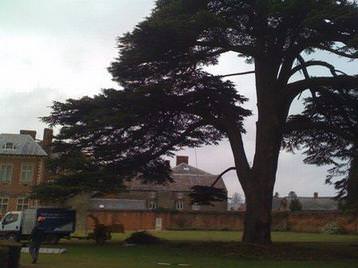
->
3 143 15 150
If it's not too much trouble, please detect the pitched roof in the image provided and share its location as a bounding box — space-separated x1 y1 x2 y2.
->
0 134 47 157
296 197 338 211
126 163 227 192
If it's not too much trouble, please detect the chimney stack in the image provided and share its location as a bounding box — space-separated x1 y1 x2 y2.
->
42 128 53 147
20 130 36 140
313 192 318 199
176 155 189 166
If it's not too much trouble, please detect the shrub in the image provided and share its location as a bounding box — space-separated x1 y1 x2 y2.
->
124 231 162 245
321 222 345 234
289 199 302 212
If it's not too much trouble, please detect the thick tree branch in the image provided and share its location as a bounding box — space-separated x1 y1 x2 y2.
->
316 45 358 59
211 167 236 187
195 41 256 57
286 75 358 99
227 127 251 186
295 55 318 99
289 60 345 78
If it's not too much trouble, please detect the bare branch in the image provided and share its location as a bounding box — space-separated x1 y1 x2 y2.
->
211 167 237 187
216 70 255 78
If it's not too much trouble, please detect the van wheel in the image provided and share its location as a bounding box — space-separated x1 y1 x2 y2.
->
6 233 18 241
46 234 60 245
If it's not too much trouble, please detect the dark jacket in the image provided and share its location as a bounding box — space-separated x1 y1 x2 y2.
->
30 223 46 247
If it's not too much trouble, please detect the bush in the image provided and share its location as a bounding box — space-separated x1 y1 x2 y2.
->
289 199 302 212
321 222 345 234
124 231 162 245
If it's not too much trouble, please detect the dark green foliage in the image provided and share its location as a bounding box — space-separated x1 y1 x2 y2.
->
289 199 302 212
284 89 358 210
189 186 227 205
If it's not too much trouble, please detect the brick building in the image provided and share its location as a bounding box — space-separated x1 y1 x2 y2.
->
0 129 52 216
90 156 228 212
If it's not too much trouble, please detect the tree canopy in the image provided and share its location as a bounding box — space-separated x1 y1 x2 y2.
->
284 88 358 209
36 0 358 244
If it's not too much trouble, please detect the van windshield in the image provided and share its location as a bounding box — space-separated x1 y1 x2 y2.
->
2 213 18 225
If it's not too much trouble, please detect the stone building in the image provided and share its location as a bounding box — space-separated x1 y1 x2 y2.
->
0 129 52 216
90 156 228 212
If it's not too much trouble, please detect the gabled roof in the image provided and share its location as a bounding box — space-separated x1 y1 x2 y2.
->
0 134 47 157
297 197 338 211
126 163 227 192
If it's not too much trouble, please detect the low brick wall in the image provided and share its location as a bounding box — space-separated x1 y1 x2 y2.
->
86 210 358 234
287 211 358 233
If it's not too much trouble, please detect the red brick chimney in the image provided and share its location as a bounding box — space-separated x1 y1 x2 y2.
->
20 130 36 140
313 192 318 199
176 155 189 166
42 128 53 147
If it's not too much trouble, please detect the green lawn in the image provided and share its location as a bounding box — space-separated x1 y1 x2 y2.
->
21 231 358 268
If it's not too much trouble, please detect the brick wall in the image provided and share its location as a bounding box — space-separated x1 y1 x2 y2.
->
86 210 358 234
0 155 45 214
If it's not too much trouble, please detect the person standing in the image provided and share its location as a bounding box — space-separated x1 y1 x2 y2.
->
29 216 46 264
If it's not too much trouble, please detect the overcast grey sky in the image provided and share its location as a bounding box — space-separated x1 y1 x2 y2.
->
1 0 357 198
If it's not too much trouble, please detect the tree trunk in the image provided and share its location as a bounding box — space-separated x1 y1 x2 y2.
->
346 154 358 208
238 59 289 244
242 182 274 244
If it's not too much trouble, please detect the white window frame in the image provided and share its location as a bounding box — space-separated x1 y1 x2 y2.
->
16 197 29 211
0 164 13 183
192 202 201 211
2 142 15 150
20 163 34 183
0 197 9 214
175 199 184 210
148 200 158 210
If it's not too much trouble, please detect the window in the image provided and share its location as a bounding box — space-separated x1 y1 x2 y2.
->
2 143 15 150
3 213 18 225
148 200 158 210
16 198 29 211
0 197 9 214
192 202 200 211
20 163 34 183
175 199 184 210
0 164 12 183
